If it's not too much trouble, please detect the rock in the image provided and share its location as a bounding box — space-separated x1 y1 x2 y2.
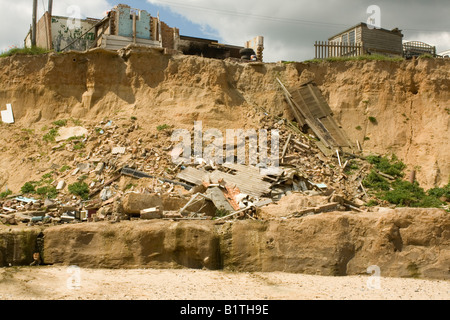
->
41 208 449 279
122 193 163 215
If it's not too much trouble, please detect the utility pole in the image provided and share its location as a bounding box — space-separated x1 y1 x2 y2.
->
31 0 37 47
48 0 53 16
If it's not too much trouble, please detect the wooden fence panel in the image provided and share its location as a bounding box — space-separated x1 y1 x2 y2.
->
314 41 362 59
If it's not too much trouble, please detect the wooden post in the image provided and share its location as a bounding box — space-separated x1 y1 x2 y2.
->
31 0 37 47
409 170 416 184
132 12 137 44
336 149 342 167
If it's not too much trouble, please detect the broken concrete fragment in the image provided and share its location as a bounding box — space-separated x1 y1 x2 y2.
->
77 163 91 173
207 187 235 213
56 181 65 190
100 187 114 201
94 162 105 174
55 127 88 142
122 193 163 215
112 147 126 155
140 207 162 219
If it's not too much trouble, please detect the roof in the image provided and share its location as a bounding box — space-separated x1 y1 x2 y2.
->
328 22 403 40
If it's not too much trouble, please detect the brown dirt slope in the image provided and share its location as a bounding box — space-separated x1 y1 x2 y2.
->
0 48 448 192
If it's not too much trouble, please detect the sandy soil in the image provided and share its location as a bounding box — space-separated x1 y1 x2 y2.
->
0 266 448 300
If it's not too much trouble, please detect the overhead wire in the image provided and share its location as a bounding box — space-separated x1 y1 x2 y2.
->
150 0 448 33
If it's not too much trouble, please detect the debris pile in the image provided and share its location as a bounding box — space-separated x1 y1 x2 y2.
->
0 108 382 227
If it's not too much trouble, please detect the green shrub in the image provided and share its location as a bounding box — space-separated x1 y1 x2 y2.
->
362 170 390 191
68 182 89 200
0 46 51 58
52 119 67 127
366 200 379 207
43 128 59 142
21 182 36 194
60 165 71 173
157 124 171 131
366 154 406 178
382 180 425 206
36 186 58 199
368 116 378 124
427 183 450 199
73 142 85 150
67 135 85 141
0 189 12 199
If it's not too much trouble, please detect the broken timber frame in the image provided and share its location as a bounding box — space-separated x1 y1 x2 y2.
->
276 78 355 157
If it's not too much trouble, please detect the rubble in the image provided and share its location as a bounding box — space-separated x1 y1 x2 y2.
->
0 109 394 228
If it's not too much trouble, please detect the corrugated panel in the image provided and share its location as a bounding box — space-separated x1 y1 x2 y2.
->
176 167 210 185
209 170 272 198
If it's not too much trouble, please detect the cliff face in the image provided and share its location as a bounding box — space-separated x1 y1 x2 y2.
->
0 48 449 191
40 208 449 280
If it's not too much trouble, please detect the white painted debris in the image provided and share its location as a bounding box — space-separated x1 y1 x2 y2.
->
56 181 65 190
1 104 14 124
140 207 162 219
260 166 284 176
100 187 113 201
55 127 89 142
112 147 126 155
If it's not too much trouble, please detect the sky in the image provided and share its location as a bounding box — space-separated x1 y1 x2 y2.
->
1 0 449 62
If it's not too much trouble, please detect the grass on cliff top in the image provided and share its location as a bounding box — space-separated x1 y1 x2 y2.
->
304 54 404 63
0 46 51 58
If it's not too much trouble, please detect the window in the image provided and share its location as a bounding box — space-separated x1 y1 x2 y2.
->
349 30 356 44
342 34 348 43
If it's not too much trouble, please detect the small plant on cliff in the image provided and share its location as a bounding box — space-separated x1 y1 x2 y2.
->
52 119 67 127
157 124 172 131
21 182 36 194
43 128 59 142
368 116 378 124
362 170 390 191
59 165 71 173
0 189 12 199
0 46 51 58
215 209 230 218
36 186 58 199
366 154 406 178
68 182 90 200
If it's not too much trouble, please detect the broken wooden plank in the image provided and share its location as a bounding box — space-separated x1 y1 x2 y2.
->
281 133 292 161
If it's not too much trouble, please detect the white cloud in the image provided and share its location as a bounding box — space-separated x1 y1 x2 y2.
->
404 32 450 54
147 0 450 62
0 0 111 52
